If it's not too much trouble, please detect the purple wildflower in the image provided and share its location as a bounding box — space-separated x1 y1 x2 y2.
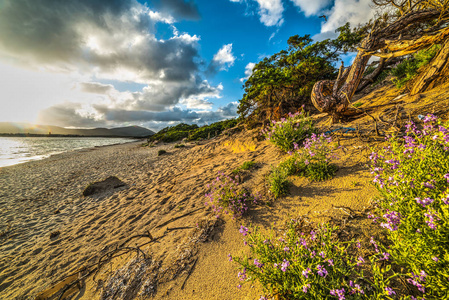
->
239 225 249 236
357 256 365 266
330 288 346 300
416 197 434 207
444 173 449 182
302 268 311 278
254 259 264 268
302 283 310 293
317 265 328 277
228 254 233 261
385 287 396 296
238 268 247 281
281 259 290 272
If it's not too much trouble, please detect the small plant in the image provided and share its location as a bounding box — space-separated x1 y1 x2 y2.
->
278 133 338 181
352 102 363 108
262 110 315 152
232 221 401 299
157 149 166 156
205 172 259 218
390 45 441 89
267 166 290 199
370 114 449 298
232 161 256 174
174 144 185 148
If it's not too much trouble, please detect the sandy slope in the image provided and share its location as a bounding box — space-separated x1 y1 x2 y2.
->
0 125 381 300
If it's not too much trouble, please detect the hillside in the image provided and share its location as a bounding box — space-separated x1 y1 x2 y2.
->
0 123 154 137
0 81 442 299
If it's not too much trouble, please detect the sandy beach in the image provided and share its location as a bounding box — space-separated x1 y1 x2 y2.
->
0 130 377 300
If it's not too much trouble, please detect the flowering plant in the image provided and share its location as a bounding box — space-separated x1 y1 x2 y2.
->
370 114 449 298
278 133 338 181
232 221 399 299
205 172 259 218
262 110 315 152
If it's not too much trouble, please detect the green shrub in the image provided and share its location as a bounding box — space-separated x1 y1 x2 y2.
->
232 221 400 299
149 123 198 143
148 119 239 144
352 102 363 108
370 114 449 298
267 166 290 199
232 161 256 175
157 149 166 156
262 111 315 152
205 172 259 218
278 155 303 176
391 45 441 88
278 133 338 181
188 118 238 141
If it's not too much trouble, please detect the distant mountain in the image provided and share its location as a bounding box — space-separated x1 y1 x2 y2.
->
0 123 155 137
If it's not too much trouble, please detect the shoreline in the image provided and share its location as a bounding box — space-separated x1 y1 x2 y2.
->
0 140 168 298
0 137 144 168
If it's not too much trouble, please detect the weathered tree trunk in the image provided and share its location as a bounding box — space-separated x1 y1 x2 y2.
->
356 58 386 92
310 9 443 116
411 38 449 95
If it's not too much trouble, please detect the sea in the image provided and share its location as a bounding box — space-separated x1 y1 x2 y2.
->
0 137 139 167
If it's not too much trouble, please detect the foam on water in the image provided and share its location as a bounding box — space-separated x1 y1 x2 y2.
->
0 137 137 167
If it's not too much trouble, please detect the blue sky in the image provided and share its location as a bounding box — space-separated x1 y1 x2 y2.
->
0 0 374 131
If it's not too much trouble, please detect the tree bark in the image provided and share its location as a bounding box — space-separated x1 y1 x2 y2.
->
310 9 444 115
356 58 386 92
411 38 449 95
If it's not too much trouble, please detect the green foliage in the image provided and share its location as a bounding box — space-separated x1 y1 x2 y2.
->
391 45 441 88
277 133 338 181
262 111 315 152
188 118 238 141
352 102 363 108
149 123 198 143
238 24 367 123
238 35 339 123
370 115 449 298
267 166 290 199
232 161 256 175
233 221 399 299
305 162 338 182
157 149 166 156
205 173 259 218
147 119 238 143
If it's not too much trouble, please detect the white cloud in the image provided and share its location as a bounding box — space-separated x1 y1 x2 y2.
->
321 0 375 33
229 0 284 27
0 0 229 129
290 0 332 17
213 44 236 71
255 0 284 26
240 62 256 82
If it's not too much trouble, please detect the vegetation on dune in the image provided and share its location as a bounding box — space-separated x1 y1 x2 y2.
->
390 45 442 89
146 119 238 144
237 27 366 124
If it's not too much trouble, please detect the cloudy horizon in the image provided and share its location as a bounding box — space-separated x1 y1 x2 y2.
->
0 0 375 132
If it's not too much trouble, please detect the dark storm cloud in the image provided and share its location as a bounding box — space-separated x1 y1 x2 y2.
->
156 0 201 20
0 0 200 83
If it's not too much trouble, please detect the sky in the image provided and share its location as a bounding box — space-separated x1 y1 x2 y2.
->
0 0 375 132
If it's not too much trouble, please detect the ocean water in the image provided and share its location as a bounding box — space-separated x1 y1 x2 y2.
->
0 137 138 167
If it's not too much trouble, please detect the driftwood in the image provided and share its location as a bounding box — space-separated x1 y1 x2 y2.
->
34 232 159 300
311 9 446 119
